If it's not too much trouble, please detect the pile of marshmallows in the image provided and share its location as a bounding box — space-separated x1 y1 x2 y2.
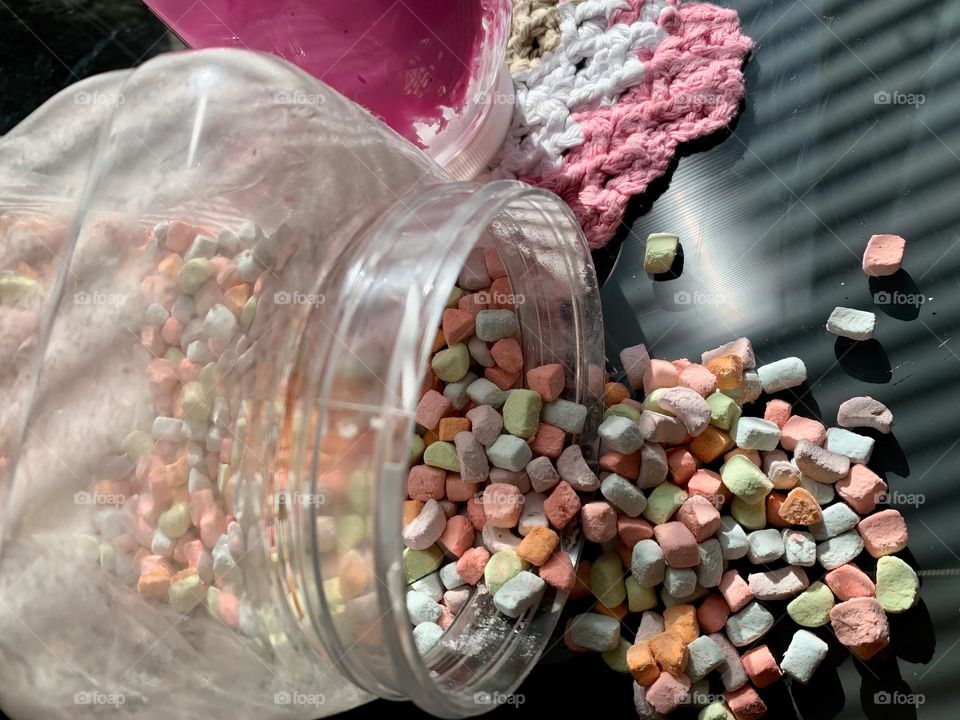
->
404 247 590 652
97 218 288 635
402 232 921 719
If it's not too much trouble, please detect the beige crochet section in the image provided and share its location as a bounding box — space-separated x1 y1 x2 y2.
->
507 0 581 73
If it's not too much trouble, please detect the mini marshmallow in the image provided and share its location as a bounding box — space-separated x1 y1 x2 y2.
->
569 613 620 651
407 590 443 625
439 562 466 590
685 635 723 682
541 399 588 433
827 306 876 341
709 632 749 690
782 529 817 566
809 502 860 541
716 515 749 560
637 442 670 488
780 629 828 684
733 417 781 451
654 521 701 568
797 474 835 505
601 473 648 517
701 337 756 369
643 483 688 525
493 571 545 618
639 411 687 445
780 415 827 451
825 427 875 464
830 597 890 658
862 233 906 277
756 357 807 393
664 567 698 597
837 396 893 433
857 508 909 557
787 581 835 627
518 492 548 536
748 566 809 601
474 309 518 341
725 601 774 646
632 539 666 588
794 440 850 483
598 415 644 454
413 622 444 653
466 377 508 408
454 431 489 484
720 455 772 504
556 444 600 491
696 539 724 588
486 434 532 472
658 387 712 436
817 530 864 570
403 499 447 550
620 343 651 389
824 564 876 601
718 570 753 612
875 555 919 613
835 463 886 514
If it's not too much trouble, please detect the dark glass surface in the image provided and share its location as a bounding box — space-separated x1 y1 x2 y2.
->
1 0 958 718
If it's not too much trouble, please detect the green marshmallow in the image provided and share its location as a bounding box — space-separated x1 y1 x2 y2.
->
180 381 210 422
446 286 465 309
602 638 631 673
876 555 919 613
502 389 542 439
336 513 366 547
240 296 257 332
158 503 191 538
643 388 669 413
787 581 835 627
721 455 773 504
121 430 153 459
409 434 425 464
423 441 459 471
730 496 766 530
604 402 642 424
591 551 627 608
707 391 742 430
178 258 215 294
0 274 38 302
484 551 527 595
699 702 735 720
431 343 470 383
169 574 205 612
404 546 443 583
644 232 680 273
626 576 658 613
643 482 688 524
164 347 186 364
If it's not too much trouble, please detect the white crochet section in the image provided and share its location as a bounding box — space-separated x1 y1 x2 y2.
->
494 0 669 179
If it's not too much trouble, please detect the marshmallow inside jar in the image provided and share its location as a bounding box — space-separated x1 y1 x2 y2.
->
0 48 604 720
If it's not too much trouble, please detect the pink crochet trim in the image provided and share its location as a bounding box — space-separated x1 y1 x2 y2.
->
520 1 752 249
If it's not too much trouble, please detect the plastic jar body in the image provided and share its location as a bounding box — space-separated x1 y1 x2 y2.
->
0 49 602 719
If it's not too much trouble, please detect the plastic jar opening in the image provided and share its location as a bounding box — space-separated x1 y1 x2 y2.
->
278 181 604 717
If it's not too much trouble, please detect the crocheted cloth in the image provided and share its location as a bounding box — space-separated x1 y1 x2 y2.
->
495 0 753 249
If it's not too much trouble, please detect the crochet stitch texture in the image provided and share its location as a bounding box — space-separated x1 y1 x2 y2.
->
494 0 752 248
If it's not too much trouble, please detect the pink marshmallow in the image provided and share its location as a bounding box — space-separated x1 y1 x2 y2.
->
718 570 754 612
780 415 827 451
643 359 680 394
862 234 906 277
676 495 721 541
581 501 617 542
652 521 700 568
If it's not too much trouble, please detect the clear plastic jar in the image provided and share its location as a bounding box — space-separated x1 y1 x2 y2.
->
0 49 603 719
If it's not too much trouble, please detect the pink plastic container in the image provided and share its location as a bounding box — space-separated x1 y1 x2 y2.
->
143 0 514 178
